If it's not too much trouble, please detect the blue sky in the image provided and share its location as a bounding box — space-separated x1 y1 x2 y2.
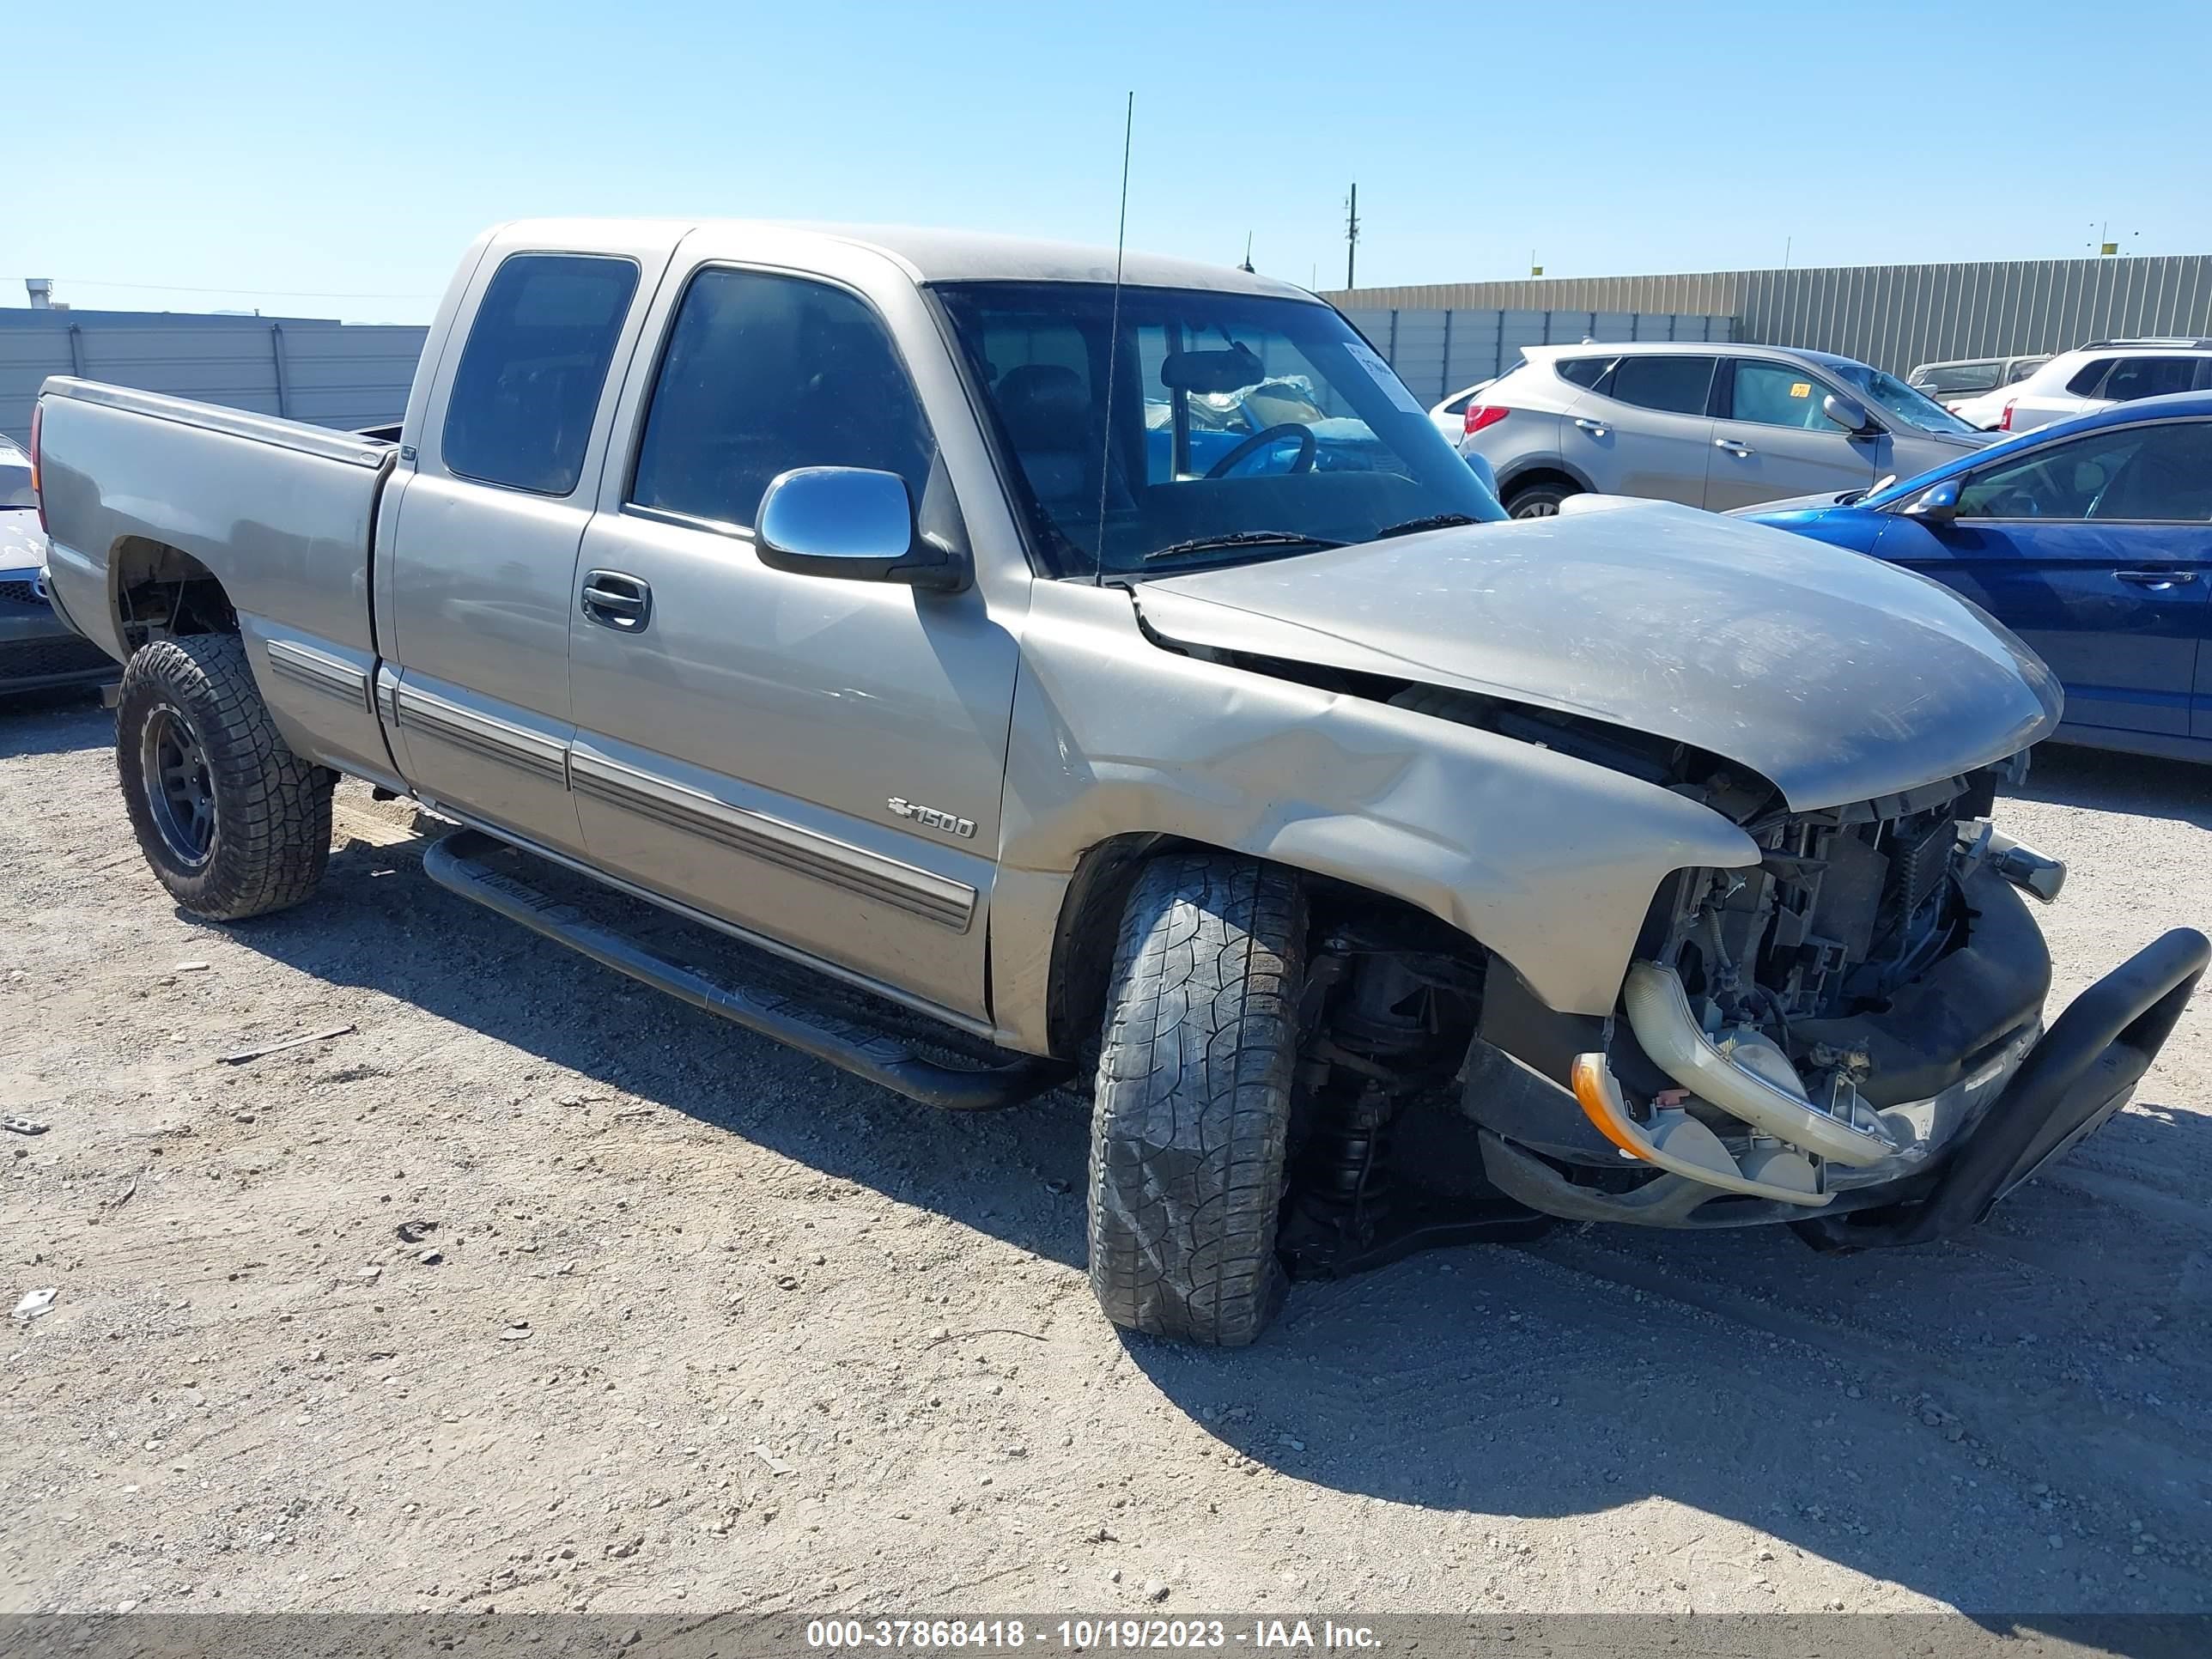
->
5 0 2204 322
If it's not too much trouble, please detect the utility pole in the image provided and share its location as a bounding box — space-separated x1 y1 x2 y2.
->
1345 183 1359 289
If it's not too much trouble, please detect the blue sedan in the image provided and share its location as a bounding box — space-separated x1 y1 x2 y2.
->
1736 392 2212 762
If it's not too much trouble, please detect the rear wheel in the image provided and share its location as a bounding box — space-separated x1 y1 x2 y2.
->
1505 481 1577 519
115 635 333 920
1088 853 1308 1346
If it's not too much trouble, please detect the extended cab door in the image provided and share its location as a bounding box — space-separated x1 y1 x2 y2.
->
380 237 672 854
1702 358 1883 510
564 246 1020 1023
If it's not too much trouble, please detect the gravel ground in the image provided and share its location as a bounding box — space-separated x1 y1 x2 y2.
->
3 689 2209 1621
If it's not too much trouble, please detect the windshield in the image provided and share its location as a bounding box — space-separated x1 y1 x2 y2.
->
935 282 1504 577
1826 361 1978 437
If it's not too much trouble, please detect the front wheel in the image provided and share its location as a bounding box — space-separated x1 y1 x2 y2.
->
1088 853 1308 1346
115 635 333 920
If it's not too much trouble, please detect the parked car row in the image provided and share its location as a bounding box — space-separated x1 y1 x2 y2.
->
1431 317 2212 765
1960 338 2212 433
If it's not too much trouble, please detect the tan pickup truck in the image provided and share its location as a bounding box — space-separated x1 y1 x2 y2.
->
31 219 2205 1345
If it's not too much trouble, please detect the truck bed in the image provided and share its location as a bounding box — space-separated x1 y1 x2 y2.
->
36 375 400 783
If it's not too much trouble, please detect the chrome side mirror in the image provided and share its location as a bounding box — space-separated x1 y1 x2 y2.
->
755 467 965 592
1822 392 1876 434
1901 477 1960 523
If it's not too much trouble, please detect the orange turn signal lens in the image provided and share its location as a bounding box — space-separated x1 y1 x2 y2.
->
1570 1053 1654 1162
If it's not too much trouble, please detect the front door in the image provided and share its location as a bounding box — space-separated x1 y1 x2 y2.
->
567 263 1019 1022
384 246 661 854
1877 416 2212 740
1702 358 1882 510
1561 353 1718 506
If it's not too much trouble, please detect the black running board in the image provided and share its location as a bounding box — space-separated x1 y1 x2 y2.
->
422 829 1070 1111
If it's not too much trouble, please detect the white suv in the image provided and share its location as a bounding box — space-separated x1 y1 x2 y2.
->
1978 338 2212 433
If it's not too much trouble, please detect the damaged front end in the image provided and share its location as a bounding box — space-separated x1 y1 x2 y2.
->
1472 754 2206 1239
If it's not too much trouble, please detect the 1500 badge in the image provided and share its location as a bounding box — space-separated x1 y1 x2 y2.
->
888 797 977 839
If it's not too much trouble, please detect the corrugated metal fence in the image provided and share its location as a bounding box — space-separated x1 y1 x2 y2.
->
1325 254 2212 378
1339 306 1733 404
0 312 427 447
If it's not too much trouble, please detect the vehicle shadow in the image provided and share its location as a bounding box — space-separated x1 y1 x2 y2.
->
2014 740 2212 830
0 685 107 757
202 784 2210 1619
1119 1079 2212 1615
219 816 1098 1273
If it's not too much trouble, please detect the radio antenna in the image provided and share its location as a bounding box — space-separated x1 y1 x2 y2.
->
1093 90 1133 587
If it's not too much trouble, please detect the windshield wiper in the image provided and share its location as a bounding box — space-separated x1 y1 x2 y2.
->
1370 513 1481 541
1140 531 1347 562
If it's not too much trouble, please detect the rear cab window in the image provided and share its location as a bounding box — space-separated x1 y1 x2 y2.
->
1917 362 2000 395
442 253 641 495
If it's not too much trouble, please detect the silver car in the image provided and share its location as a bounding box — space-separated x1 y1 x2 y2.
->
1461 341 1996 518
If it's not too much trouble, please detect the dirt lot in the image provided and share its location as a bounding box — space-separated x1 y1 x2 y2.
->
3 688 2209 1620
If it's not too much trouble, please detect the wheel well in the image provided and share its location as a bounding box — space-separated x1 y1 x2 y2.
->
1498 465 1586 504
112 538 237 648
1043 834 1493 1060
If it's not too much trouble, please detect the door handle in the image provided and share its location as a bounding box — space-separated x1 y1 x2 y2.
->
1714 437 1755 457
580 569 653 631
1573 416 1610 436
2114 569 2197 589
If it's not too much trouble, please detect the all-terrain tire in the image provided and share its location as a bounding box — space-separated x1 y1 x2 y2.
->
1504 480 1577 519
115 635 333 920
1088 853 1308 1346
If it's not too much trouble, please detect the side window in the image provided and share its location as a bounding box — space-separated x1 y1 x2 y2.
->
1729 362 1832 429
1555 356 1613 390
1955 422 2212 521
2005 356 2049 385
629 269 937 531
2101 356 2198 403
1441 391 1477 416
1604 355 1716 416
2064 358 2116 398
442 253 641 495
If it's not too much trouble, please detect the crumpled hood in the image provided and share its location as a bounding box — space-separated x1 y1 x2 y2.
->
1134 500 2061 811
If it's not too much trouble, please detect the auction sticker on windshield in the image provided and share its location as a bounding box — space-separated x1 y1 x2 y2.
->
1341 340 1426 416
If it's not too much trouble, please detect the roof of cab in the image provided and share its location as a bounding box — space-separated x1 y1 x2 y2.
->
489 217 1315 301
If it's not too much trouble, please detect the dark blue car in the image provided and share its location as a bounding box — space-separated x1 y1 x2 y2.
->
1736 391 2212 763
